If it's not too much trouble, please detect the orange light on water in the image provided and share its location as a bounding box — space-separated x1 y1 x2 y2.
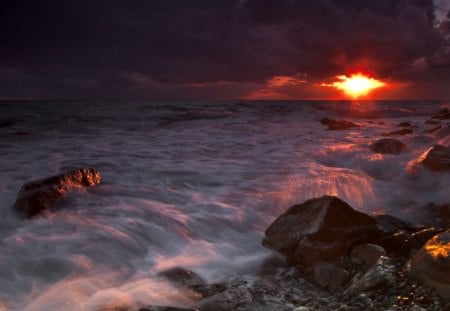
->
322 73 386 98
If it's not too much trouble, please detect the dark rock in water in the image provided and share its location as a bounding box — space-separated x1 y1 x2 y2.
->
313 262 350 291
369 138 408 154
373 214 413 234
159 267 204 289
397 122 412 127
139 307 198 311
431 109 450 120
382 128 413 136
344 256 395 295
14 168 101 218
419 145 450 172
262 196 381 265
351 244 386 266
377 230 412 256
320 118 359 130
406 230 450 300
424 125 442 134
425 119 440 125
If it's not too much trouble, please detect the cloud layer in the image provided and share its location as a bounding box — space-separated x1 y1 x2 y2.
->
1 0 449 99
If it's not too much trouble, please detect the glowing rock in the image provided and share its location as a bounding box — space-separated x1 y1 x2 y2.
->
14 168 101 218
406 230 450 300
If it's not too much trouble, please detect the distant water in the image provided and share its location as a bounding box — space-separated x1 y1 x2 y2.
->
0 100 449 310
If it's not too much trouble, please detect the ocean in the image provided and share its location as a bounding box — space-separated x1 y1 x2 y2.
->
0 100 449 310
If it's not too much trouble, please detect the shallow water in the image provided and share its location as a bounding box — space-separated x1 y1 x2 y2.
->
0 100 449 310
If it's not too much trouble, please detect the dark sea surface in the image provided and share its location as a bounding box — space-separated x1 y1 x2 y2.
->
0 100 449 310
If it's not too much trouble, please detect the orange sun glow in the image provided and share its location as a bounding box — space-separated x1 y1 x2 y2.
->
322 73 387 98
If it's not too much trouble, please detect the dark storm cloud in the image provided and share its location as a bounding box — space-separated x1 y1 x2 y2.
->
0 0 448 98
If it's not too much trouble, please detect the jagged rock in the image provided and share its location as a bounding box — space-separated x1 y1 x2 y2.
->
369 138 408 155
397 122 412 127
313 262 350 291
320 118 359 130
194 286 254 311
159 267 204 289
406 230 450 300
351 244 386 266
419 145 450 172
262 196 381 265
382 128 413 136
344 256 395 295
14 168 101 218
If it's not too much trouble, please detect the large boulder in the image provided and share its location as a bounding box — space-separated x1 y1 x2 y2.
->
419 145 450 172
14 168 101 218
262 196 381 265
369 138 408 155
406 230 450 300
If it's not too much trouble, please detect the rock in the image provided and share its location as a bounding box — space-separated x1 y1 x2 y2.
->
424 125 442 134
397 122 412 127
320 118 359 130
425 120 439 125
369 138 408 155
194 286 254 311
14 168 101 218
408 227 447 250
351 244 386 266
262 196 381 265
313 262 350 291
406 230 450 300
382 128 414 136
374 214 413 234
431 109 450 120
159 267 204 289
139 307 198 311
419 145 450 172
377 230 413 257
344 256 395 295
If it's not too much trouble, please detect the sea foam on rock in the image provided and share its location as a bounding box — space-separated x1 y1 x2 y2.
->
419 145 450 172
14 168 101 218
262 196 381 265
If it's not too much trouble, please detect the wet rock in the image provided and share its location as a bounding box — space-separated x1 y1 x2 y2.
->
377 230 412 257
406 230 450 300
194 286 254 311
345 256 395 295
382 128 414 136
425 120 439 125
313 262 350 291
397 122 412 127
159 267 204 289
424 125 442 134
408 227 447 250
262 196 381 265
14 168 101 218
419 145 450 172
369 138 408 155
139 307 198 311
320 118 359 130
374 214 413 235
431 109 450 120
351 244 386 266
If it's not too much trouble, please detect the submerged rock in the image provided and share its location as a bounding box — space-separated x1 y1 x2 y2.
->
262 196 381 265
419 145 450 172
406 230 450 300
159 267 204 289
397 122 412 127
369 138 408 155
382 128 413 136
320 118 359 130
14 168 101 218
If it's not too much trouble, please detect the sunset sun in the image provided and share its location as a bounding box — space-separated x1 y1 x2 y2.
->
322 73 387 98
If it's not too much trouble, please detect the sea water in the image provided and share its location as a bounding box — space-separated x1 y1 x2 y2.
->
0 100 449 310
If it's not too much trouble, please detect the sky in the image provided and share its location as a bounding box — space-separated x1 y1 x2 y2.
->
1 0 449 100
